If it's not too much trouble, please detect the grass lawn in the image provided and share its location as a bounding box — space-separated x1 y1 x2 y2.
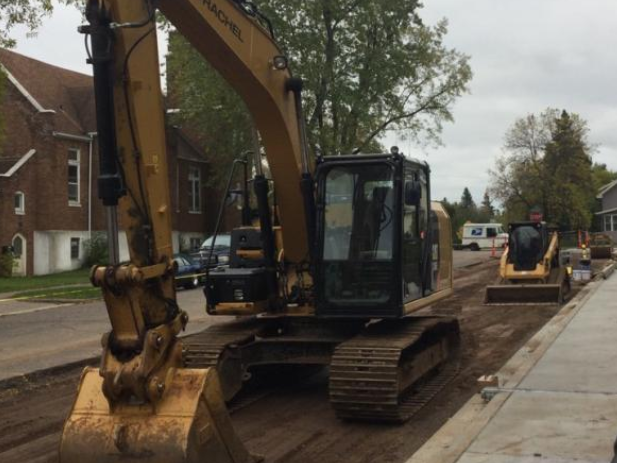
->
11 286 102 301
0 268 91 294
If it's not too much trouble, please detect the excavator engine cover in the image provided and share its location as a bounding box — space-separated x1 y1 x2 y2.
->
60 367 258 463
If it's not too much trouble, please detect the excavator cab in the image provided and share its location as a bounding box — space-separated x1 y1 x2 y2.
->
314 153 433 318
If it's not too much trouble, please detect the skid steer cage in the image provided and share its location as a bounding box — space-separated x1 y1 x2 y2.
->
484 284 563 305
60 367 259 463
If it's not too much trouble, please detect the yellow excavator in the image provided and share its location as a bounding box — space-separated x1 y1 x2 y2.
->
60 0 460 461
485 221 570 304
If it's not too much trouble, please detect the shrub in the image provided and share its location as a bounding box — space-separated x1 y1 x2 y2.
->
83 233 109 267
0 253 13 278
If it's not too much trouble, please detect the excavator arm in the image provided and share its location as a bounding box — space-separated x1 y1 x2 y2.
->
159 0 311 263
60 0 311 461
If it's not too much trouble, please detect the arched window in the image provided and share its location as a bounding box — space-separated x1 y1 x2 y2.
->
12 235 23 257
14 191 25 215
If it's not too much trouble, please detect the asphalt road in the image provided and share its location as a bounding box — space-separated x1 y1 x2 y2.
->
0 288 233 382
0 250 492 382
453 249 494 268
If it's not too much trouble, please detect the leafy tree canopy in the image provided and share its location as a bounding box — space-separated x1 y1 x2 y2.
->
0 1 77 48
167 0 472 170
592 163 617 192
442 187 497 242
490 109 597 230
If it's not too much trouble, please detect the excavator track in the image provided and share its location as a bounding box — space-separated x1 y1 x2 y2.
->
329 316 460 422
182 319 264 401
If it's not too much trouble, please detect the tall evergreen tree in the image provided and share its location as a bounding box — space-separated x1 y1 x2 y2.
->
490 108 595 229
460 187 476 210
479 190 495 221
543 111 594 229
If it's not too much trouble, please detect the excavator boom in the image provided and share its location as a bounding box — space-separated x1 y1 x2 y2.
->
60 0 291 461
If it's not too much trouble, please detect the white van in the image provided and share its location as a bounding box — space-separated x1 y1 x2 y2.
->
461 223 508 250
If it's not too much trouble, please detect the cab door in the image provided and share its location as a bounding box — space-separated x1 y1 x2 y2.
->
402 169 428 302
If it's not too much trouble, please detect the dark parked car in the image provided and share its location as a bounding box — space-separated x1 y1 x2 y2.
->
173 253 205 289
195 234 231 268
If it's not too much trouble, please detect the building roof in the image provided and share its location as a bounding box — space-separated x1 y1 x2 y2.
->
0 49 208 164
0 48 96 135
167 126 209 164
0 150 36 177
597 179 617 199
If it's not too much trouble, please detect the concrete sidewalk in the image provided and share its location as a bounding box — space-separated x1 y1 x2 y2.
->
410 264 617 463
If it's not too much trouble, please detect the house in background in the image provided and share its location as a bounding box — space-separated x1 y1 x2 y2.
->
0 48 216 276
596 179 617 242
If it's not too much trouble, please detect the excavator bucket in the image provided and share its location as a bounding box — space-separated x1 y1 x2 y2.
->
484 283 563 305
60 367 259 463
485 267 569 305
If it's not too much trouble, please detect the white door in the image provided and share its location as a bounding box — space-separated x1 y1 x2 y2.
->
12 234 26 276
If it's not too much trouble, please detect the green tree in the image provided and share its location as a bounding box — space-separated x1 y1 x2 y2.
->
460 187 476 216
592 163 617 192
0 1 76 48
259 0 472 155
166 33 254 187
167 0 472 162
490 109 595 230
478 189 495 222
442 188 483 242
542 111 594 230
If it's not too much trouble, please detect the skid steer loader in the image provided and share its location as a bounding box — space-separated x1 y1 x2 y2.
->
485 222 570 304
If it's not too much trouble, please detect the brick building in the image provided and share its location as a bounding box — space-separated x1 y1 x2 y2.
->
0 49 215 276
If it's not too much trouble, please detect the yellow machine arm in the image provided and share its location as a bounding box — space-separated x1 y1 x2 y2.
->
60 0 311 460
161 0 310 263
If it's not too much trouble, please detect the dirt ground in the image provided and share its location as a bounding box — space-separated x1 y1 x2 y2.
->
0 259 585 463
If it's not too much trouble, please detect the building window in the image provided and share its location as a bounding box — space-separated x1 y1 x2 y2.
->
190 237 201 251
70 237 80 260
604 214 617 232
68 149 80 206
188 166 201 213
12 235 23 257
14 191 25 215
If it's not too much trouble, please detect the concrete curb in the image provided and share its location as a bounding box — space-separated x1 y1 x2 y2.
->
0 356 99 391
33 297 100 304
601 261 615 279
406 267 609 463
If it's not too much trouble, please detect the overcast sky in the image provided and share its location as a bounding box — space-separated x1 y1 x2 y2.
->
11 0 617 204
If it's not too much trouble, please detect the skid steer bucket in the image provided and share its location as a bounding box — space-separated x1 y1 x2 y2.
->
60 367 259 463
484 283 563 305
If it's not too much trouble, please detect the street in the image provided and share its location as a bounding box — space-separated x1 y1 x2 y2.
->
0 250 492 383
0 287 233 382
452 249 494 268
0 257 572 463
